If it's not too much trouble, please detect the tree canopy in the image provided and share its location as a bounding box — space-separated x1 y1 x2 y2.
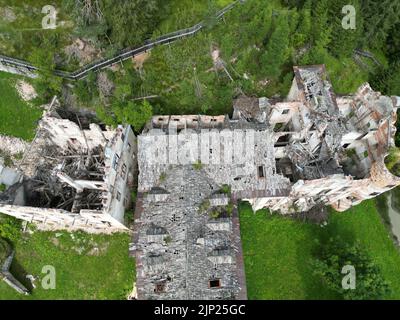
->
313 238 391 300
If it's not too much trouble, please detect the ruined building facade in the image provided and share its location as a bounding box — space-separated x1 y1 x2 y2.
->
0 100 136 233
247 65 400 213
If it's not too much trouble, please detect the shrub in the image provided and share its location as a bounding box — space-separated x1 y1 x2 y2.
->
124 210 134 224
164 235 172 244
346 148 357 158
0 237 12 265
193 160 203 170
313 237 391 300
199 199 210 213
385 147 400 176
0 149 13 167
226 202 234 216
0 214 21 242
159 172 167 182
220 184 231 195
14 152 23 160
209 208 222 219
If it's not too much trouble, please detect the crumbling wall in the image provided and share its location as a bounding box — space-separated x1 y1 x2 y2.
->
0 102 137 234
1 250 29 295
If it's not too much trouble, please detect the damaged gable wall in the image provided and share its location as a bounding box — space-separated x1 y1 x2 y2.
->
247 65 400 213
0 100 137 234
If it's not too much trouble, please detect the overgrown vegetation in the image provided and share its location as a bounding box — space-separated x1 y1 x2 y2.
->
64 0 167 53
209 202 233 219
164 235 172 244
219 184 231 195
0 149 13 167
192 160 203 170
0 214 22 242
199 199 210 213
0 73 42 141
67 0 400 130
3 0 399 135
313 238 391 300
0 237 11 265
0 0 72 64
385 147 400 177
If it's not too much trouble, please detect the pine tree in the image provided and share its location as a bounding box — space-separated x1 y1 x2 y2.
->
328 0 363 57
312 0 332 50
292 0 312 47
260 14 290 78
361 0 400 48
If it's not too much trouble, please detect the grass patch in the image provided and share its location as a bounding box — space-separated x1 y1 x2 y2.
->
0 0 73 65
239 202 334 299
240 200 400 299
0 237 11 265
0 73 42 140
192 160 203 170
0 229 135 300
385 147 400 177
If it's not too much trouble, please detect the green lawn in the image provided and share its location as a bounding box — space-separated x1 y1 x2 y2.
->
0 72 42 140
240 200 400 300
0 230 135 300
239 202 335 299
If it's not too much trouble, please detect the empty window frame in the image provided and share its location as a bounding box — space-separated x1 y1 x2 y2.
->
154 282 166 293
209 279 221 288
113 154 120 170
121 164 127 179
275 134 291 146
258 165 265 178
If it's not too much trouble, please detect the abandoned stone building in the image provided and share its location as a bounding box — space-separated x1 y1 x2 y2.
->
0 64 398 298
247 65 400 213
132 64 400 300
0 99 136 233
